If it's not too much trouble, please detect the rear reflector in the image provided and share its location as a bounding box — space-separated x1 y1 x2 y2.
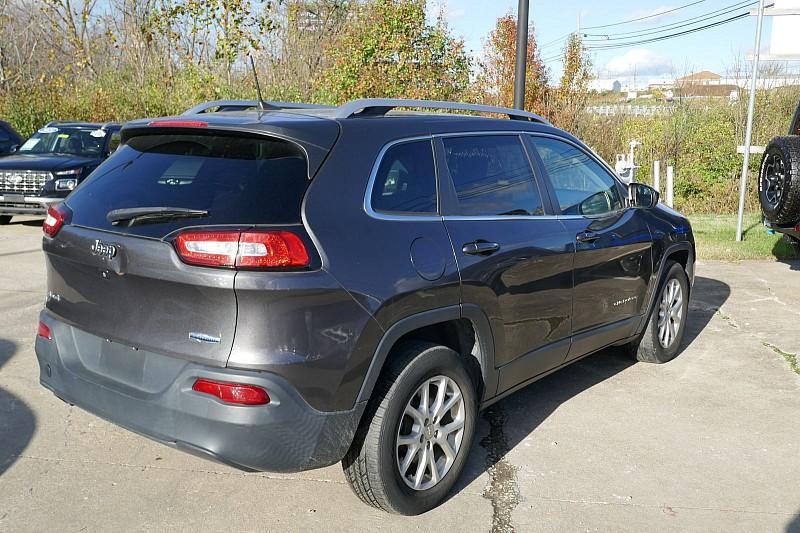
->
174 230 310 269
148 120 208 128
192 378 270 405
43 203 69 237
37 321 52 340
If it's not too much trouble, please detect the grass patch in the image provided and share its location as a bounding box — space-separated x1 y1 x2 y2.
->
689 213 800 261
764 342 800 375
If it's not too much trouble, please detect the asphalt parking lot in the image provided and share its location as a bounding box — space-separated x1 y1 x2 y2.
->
1 216 799 532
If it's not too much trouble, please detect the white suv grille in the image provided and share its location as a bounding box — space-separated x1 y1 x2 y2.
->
0 170 52 195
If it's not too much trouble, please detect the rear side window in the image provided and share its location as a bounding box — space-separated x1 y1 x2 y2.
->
530 136 622 216
107 131 121 153
370 140 437 214
67 133 309 238
442 135 543 216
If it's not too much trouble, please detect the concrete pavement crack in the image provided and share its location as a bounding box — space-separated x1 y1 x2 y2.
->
480 404 521 533
691 301 800 376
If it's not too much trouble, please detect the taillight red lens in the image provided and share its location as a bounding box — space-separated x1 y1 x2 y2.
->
174 230 310 269
43 204 68 237
192 378 270 405
37 320 52 340
148 120 208 128
236 231 310 268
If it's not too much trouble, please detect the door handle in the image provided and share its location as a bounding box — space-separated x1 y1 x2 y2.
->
576 231 600 243
462 241 501 255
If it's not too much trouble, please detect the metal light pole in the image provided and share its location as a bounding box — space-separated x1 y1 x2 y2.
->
735 0 766 242
513 0 529 110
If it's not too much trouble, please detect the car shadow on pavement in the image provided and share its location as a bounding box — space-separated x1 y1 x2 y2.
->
787 514 800 533
0 338 36 476
683 276 731 347
447 275 731 507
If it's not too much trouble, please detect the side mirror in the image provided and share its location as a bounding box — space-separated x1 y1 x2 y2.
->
9 145 18 153
628 182 659 209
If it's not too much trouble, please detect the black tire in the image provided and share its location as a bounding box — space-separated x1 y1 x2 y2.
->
783 233 800 247
342 341 477 515
0 215 11 225
625 261 689 364
759 136 800 225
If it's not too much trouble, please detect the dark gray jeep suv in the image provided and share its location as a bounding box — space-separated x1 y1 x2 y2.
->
35 99 694 515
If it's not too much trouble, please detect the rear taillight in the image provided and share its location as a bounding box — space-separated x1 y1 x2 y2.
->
192 378 270 405
37 321 52 340
148 120 208 128
43 204 69 237
174 230 310 269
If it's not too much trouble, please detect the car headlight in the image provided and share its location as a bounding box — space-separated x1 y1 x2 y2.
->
53 168 82 191
54 178 78 191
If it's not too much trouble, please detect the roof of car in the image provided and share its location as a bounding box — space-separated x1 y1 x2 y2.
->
44 121 122 129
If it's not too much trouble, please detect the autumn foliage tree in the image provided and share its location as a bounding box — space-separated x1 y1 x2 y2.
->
475 14 549 116
315 0 471 103
552 33 593 133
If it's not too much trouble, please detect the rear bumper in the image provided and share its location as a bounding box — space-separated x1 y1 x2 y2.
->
765 220 800 240
0 195 61 215
35 311 364 472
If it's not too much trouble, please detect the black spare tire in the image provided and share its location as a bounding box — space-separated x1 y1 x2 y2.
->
759 136 800 225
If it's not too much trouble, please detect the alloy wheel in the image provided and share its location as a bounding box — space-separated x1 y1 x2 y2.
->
657 278 683 349
395 375 465 491
762 153 787 208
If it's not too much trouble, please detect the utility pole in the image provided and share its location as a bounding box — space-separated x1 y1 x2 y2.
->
513 0 529 110
735 0 766 242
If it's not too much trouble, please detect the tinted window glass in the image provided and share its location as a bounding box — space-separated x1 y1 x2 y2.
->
531 136 622 216
371 140 437 214
443 135 542 216
19 127 106 157
107 131 121 153
67 133 309 238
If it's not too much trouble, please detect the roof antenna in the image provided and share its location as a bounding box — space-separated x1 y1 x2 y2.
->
249 55 266 114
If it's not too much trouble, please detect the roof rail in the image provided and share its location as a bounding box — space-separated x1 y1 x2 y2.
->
332 98 550 124
183 100 334 115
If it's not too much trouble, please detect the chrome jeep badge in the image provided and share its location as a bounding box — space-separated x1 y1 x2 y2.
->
91 239 117 259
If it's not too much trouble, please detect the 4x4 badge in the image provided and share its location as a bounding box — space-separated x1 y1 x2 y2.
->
90 239 117 259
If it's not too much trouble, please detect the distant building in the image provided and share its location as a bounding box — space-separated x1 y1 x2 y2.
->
648 78 674 90
589 79 623 93
676 70 723 86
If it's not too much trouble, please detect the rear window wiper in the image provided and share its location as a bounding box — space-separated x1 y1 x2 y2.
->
107 207 209 227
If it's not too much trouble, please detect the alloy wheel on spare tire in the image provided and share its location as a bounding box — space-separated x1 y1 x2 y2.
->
759 136 800 225
342 341 477 515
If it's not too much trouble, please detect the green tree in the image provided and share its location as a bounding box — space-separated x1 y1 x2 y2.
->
315 0 471 103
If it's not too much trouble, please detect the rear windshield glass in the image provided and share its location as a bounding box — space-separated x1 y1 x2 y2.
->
66 133 309 238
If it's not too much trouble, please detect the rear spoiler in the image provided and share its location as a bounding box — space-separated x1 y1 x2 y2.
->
119 118 340 181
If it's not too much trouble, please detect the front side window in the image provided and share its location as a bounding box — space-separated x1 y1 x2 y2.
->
442 135 543 216
370 140 437 215
531 136 622 216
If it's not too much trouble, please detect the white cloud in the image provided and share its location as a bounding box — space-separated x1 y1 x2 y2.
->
629 5 678 25
426 0 466 22
603 48 674 77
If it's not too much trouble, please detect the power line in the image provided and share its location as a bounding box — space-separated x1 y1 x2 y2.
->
584 11 750 50
540 0 752 53
581 0 707 30
582 0 756 41
540 9 751 63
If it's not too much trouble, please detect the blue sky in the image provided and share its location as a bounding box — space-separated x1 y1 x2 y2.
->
427 0 777 84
